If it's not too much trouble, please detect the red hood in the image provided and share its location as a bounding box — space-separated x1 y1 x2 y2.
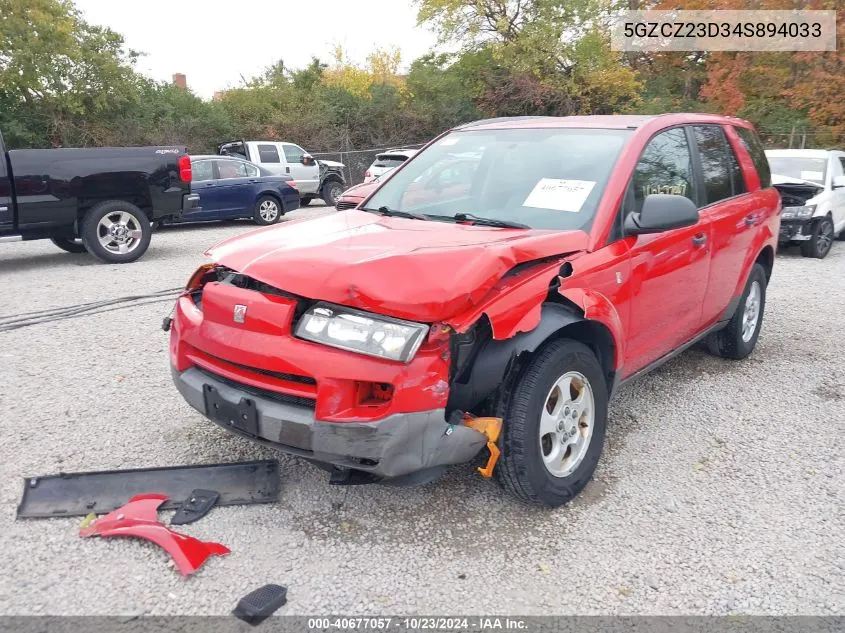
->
338 181 377 201
205 210 588 322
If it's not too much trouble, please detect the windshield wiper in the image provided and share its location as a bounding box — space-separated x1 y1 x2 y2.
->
362 206 430 221
451 213 529 229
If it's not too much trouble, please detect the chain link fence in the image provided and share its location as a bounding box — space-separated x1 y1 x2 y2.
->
311 143 428 187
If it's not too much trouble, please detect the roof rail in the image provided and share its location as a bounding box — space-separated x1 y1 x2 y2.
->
455 116 554 130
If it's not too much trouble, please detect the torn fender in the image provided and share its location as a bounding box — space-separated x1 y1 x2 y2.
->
446 258 575 339
79 493 230 576
557 286 625 370
447 303 587 413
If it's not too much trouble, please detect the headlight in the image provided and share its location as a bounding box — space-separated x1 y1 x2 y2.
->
295 303 429 363
781 205 815 220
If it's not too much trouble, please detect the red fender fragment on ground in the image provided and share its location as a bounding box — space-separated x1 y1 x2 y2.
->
79 493 230 576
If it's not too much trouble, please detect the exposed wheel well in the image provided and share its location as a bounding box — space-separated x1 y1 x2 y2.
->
755 245 774 283
547 320 616 394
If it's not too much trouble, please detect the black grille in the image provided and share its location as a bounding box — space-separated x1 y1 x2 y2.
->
335 201 356 210
207 353 316 386
197 367 316 410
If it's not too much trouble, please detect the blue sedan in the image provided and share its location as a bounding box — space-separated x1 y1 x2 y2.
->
175 155 300 225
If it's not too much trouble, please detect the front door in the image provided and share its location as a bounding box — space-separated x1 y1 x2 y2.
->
622 126 713 375
212 159 254 217
282 143 319 195
830 156 845 234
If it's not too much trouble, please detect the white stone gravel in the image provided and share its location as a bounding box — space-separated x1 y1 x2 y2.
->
0 208 842 616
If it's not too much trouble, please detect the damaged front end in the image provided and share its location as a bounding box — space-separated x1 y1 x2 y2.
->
773 179 824 244
170 216 593 485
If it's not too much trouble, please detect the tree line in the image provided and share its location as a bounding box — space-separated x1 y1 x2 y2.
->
1 0 842 170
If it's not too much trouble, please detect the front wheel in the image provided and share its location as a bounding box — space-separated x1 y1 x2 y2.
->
253 196 283 225
496 338 608 507
800 217 834 259
80 200 151 264
300 197 313 207
50 237 87 254
321 180 344 207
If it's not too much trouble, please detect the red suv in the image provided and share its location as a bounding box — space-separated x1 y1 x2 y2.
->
170 114 780 507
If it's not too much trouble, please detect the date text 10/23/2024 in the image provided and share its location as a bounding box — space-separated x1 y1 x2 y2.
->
307 617 529 631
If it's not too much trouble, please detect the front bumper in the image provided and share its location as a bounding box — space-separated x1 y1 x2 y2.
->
779 218 813 243
172 366 486 480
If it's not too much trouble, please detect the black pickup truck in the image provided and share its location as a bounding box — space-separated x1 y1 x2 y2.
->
0 130 199 263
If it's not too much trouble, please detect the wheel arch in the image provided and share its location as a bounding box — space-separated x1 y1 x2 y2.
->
755 244 774 283
447 302 618 416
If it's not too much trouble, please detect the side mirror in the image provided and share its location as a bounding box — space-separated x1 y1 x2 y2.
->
300 153 315 166
832 175 845 189
624 194 699 236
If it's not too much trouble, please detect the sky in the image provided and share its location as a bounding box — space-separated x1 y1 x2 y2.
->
73 0 441 99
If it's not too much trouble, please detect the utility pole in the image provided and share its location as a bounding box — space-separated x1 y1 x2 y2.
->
788 124 795 148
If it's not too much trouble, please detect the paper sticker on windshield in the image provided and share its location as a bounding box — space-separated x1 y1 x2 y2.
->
522 179 595 212
439 138 459 146
800 170 824 181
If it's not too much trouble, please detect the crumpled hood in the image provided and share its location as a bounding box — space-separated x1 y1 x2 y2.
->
772 173 825 206
205 210 588 322
318 159 345 169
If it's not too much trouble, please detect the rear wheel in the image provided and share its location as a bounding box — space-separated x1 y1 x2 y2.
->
253 196 282 225
321 180 344 207
50 237 87 254
800 217 834 259
496 338 608 507
80 200 151 264
707 263 766 360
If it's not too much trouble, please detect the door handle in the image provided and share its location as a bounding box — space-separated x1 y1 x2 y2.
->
248 179 259 183
285 166 290 174
744 214 759 226
692 233 707 246
0 206 7 212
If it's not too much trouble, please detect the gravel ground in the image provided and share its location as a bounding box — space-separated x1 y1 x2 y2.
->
0 207 842 616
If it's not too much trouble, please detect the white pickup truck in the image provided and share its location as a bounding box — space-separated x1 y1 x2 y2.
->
217 140 347 207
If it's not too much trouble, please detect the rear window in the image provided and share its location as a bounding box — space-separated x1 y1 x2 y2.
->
374 154 409 168
734 127 772 188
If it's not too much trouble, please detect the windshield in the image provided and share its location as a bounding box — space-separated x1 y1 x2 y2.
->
364 128 632 230
767 156 828 185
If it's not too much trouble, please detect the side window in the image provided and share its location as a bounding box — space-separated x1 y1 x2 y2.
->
244 163 260 177
693 126 732 205
257 144 280 164
192 160 214 182
630 127 696 215
727 136 747 196
282 144 305 163
734 127 772 188
215 160 248 180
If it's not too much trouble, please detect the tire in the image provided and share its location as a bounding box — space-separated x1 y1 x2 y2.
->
300 197 313 207
837 227 845 241
495 338 608 507
707 263 766 360
50 237 87 254
253 196 283 225
80 200 151 264
321 180 344 207
800 216 834 259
